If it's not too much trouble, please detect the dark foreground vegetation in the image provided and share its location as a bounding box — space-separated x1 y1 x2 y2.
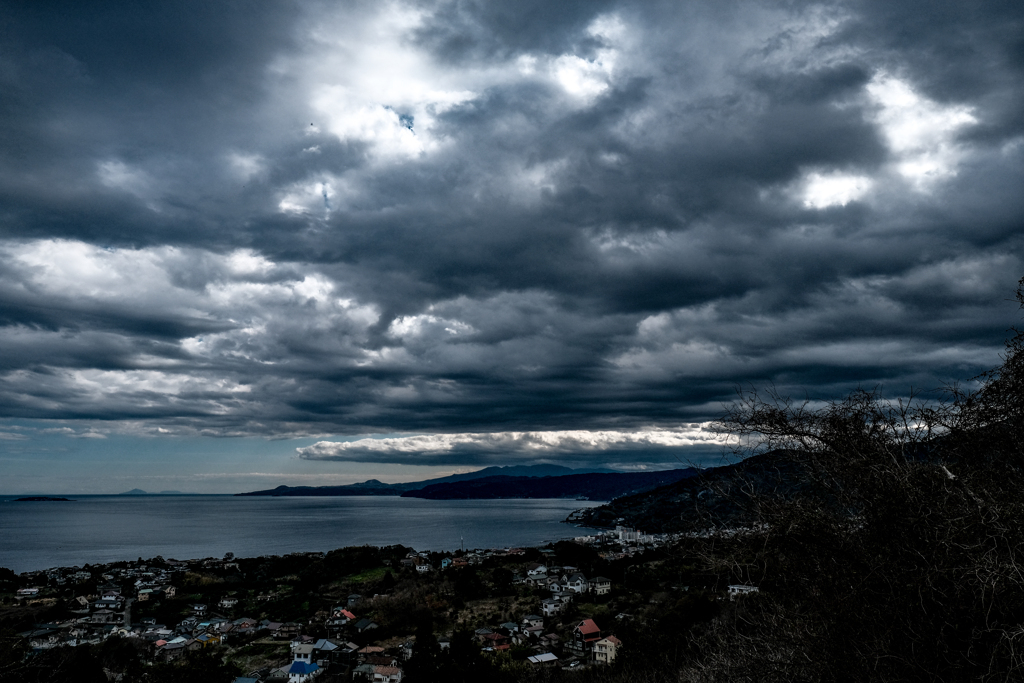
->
4 282 1024 682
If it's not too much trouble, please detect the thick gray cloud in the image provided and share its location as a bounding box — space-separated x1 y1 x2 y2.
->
0 0 1022 466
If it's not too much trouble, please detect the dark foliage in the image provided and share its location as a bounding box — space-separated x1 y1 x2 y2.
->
675 279 1024 681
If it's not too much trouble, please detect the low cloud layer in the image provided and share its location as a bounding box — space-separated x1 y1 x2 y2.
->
298 426 732 467
0 1 1022 469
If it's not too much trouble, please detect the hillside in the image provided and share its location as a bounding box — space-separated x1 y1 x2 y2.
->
401 467 700 501
569 451 812 531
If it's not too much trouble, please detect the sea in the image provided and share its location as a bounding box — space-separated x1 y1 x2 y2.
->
0 495 601 574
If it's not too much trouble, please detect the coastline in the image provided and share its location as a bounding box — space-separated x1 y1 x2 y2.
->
0 496 602 574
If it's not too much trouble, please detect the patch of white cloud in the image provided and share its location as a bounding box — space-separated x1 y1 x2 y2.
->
226 152 265 180
552 14 625 103
311 92 428 158
297 426 734 462
610 339 736 381
278 179 339 215
753 4 858 74
96 160 158 206
866 74 978 188
10 239 176 298
553 54 613 100
509 158 568 202
801 171 873 208
389 314 475 339
591 228 672 256
226 249 275 276
0 239 384 411
275 5 634 178
283 2 478 161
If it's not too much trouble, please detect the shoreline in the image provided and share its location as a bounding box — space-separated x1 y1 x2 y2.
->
0 496 605 575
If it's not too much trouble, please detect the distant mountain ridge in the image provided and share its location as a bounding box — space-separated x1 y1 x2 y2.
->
235 464 693 501
404 469 700 500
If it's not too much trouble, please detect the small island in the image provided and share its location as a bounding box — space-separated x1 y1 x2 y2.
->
13 496 74 502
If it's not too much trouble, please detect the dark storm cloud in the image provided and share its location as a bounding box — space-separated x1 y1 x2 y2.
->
0 0 1022 466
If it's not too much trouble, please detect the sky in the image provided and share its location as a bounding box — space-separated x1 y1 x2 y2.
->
1 0 1022 493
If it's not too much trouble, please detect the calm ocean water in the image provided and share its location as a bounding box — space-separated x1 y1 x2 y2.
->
0 495 600 574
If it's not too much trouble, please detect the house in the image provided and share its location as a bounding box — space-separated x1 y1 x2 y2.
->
276 622 302 640
354 618 379 633
593 635 621 665
539 633 560 651
233 617 259 635
526 563 547 578
219 597 238 609
441 558 452 569
481 632 510 649
292 643 316 662
728 584 759 599
523 625 545 641
355 645 387 668
527 652 559 666
563 573 589 593
569 619 602 657
373 665 403 682
331 607 356 622
91 609 117 624
541 595 572 617
159 641 187 661
309 639 340 665
522 614 543 629
590 577 612 595
137 588 154 601
353 664 376 680
94 598 121 610
196 633 220 648
286 660 320 682
16 588 40 597
190 603 208 616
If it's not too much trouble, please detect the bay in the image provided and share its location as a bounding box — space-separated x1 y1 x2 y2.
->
0 495 601 574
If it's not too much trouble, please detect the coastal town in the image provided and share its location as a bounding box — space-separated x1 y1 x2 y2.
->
0 525 742 681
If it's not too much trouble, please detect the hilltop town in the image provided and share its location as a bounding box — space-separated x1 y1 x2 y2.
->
0 525 732 682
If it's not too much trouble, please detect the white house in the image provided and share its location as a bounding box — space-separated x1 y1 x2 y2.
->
727 584 759 600
593 635 621 665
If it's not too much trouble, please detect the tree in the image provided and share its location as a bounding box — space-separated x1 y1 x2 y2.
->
405 617 441 682
147 650 241 683
680 280 1024 682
